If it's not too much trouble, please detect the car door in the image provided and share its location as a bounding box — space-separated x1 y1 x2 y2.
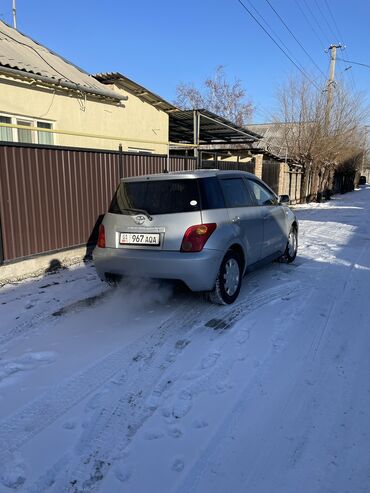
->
246 178 288 258
219 177 263 266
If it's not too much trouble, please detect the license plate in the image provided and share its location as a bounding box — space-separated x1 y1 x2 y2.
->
120 232 160 246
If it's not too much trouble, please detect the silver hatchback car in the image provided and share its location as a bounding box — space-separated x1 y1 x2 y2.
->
93 170 298 304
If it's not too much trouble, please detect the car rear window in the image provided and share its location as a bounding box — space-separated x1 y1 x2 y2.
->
109 179 201 215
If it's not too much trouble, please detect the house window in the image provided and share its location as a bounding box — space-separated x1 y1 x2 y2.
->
0 114 54 145
0 115 13 142
37 121 53 145
17 119 33 143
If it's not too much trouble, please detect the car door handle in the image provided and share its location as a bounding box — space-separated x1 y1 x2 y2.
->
232 216 240 224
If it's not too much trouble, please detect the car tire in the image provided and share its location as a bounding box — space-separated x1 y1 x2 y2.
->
280 226 298 263
208 251 242 305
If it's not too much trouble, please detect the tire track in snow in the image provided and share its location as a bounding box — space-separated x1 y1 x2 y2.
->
38 284 300 493
0 299 194 467
309 240 369 360
174 243 369 493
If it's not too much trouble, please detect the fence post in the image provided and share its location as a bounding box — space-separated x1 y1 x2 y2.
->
119 144 124 178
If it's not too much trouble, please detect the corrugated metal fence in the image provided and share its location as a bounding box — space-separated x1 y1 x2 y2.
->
0 143 287 265
0 143 197 263
202 160 255 173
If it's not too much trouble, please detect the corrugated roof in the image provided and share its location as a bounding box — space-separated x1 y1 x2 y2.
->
247 123 302 165
95 72 177 112
0 20 122 101
169 109 261 145
246 123 289 158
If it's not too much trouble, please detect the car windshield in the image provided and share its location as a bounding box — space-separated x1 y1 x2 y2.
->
109 179 201 215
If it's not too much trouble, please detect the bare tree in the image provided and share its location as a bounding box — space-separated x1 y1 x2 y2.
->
174 66 253 126
273 76 368 201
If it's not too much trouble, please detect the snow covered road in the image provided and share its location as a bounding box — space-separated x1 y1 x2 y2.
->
0 186 370 493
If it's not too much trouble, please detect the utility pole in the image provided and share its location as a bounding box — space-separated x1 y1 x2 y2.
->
325 44 343 129
12 0 17 29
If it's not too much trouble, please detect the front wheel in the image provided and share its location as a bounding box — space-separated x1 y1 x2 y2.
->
208 251 242 305
280 226 298 263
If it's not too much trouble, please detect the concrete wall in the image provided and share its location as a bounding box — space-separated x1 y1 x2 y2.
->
0 75 169 154
0 245 89 286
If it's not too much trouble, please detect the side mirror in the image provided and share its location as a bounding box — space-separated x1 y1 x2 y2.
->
279 194 290 204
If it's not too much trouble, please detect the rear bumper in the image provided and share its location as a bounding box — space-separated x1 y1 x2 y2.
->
92 246 222 291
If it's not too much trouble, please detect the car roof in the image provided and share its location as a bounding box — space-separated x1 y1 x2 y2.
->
121 169 257 182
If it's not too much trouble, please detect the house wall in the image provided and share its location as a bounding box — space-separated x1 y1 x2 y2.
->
0 76 169 154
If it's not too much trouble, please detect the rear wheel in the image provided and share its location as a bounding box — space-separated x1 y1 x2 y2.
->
280 226 298 263
208 251 242 305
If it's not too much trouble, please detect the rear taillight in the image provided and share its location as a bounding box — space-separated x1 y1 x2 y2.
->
180 223 217 252
97 224 106 248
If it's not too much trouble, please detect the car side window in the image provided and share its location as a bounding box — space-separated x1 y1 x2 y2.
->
198 177 226 209
219 178 254 208
247 179 278 206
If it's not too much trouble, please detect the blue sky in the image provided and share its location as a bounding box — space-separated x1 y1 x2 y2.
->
1 0 369 123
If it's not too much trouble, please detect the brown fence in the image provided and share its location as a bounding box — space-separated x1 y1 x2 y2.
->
202 160 255 173
0 144 293 265
169 156 197 172
0 143 196 263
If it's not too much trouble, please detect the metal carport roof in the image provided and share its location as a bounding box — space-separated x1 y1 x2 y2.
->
95 72 177 112
169 109 261 146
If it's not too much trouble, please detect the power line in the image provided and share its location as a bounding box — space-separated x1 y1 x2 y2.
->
312 0 356 91
336 58 356 93
301 0 331 45
313 0 338 42
337 58 370 70
237 0 322 91
294 0 326 48
296 0 357 93
241 0 303 70
321 1 358 92
323 0 344 42
264 0 326 79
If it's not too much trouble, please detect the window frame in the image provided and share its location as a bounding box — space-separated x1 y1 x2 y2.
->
0 113 55 145
0 114 13 142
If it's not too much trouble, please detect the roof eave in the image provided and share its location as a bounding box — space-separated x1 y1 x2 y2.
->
95 72 176 111
0 65 126 102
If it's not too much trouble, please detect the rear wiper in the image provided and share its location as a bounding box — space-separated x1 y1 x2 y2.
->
119 208 153 221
